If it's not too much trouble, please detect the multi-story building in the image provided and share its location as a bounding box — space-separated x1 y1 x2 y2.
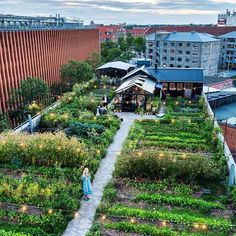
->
218 10 236 27
146 31 221 76
126 28 149 37
219 31 236 70
96 25 126 42
0 14 84 30
0 29 100 114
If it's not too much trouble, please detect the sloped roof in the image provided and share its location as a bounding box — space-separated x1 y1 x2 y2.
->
163 32 220 42
146 33 156 41
116 76 156 94
96 61 135 71
146 67 204 83
145 26 236 36
219 31 236 38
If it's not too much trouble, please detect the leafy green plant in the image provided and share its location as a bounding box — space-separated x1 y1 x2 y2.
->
134 193 224 212
107 205 233 230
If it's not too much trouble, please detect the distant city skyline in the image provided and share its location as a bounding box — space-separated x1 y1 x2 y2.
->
0 0 235 25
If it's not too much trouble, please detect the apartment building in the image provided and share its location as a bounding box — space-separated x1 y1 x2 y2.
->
219 31 236 70
146 31 221 76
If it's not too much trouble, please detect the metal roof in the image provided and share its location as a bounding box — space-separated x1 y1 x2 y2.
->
219 31 236 38
96 61 135 71
116 76 156 94
222 117 236 126
163 32 220 42
146 67 204 83
145 33 156 41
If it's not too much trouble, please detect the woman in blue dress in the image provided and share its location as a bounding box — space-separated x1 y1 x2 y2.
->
81 167 93 201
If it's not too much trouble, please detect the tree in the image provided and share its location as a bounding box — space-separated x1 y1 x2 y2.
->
85 51 103 71
126 33 135 47
106 48 122 62
11 77 49 104
134 36 146 55
60 60 94 89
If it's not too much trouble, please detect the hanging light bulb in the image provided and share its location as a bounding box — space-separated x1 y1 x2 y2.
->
48 209 53 214
20 205 28 212
160 221 168 227
130 217 137 224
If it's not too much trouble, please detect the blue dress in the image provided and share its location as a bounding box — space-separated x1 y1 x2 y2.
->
82 175 93 195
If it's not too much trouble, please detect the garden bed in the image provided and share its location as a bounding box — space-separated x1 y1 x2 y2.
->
0 81 120 235
88 97 236 236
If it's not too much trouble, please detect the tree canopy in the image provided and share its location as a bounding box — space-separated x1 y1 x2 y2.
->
12 77 49 104
60 60 94 89
101 34 146 63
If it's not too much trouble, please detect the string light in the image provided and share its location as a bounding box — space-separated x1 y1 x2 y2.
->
160 220 168 227
100 214 107 221
57 146 62 151
159 153 165 158
20 205 28 213
193 223 200 229
130 217 137 224
74 212 80 218
201 224 208 230
96 150 101 154
138 151 142 157
48 209 53 214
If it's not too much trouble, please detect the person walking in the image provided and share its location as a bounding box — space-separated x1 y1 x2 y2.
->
81 168 92 201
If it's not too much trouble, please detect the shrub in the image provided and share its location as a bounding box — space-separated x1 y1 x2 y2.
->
0 132 87 167
114 152 223 182
0 230 30 236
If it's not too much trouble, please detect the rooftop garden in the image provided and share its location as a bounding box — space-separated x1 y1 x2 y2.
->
88 96 236 236
0 77 120 235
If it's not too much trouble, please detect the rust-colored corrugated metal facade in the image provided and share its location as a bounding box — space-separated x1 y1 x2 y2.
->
0 29 100 113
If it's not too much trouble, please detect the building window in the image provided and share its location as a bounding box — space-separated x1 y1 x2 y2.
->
164 42 168 46
162 56 167 60
170 83 176 90
185 83 193 89
177 65 182 68
170 57 174 61
186 51 190 55
192 60 197 63
177 83 183 90
171 42 175 46
177 58 182 62
170 49 175 53
163 49 167 53
193 52 198 56
169 64 174 67
178 43 183 47
185 66 190 68
163 83 168 90
186 43 191 47
193 44 198 48
185 58 190 63
178 50 182 54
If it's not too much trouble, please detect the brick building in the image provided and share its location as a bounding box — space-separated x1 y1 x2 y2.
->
0 29 100 114
96 25 126 42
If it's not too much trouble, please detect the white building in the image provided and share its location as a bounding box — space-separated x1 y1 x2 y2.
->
218 10 236 27
146 31 221 76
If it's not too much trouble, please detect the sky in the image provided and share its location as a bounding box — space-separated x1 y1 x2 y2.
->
0 0 236 25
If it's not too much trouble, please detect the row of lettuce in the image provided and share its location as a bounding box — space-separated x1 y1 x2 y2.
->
88 97 236 236
0 80 120 235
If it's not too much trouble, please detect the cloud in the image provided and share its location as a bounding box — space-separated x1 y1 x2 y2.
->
0 0 234 24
